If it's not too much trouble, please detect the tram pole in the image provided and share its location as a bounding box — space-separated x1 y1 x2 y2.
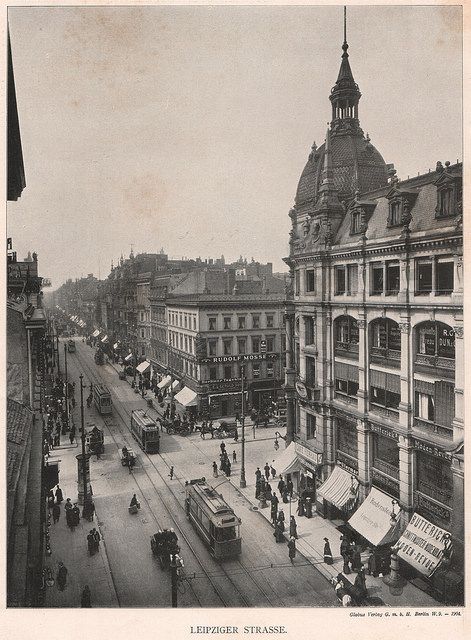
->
64 343 69 428
56 333 60 376
170 556 178 607
79 374 88 503
240 365 246 488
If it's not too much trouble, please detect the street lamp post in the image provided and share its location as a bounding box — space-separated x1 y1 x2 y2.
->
239 365 246 488
56 333 60 376
76 374 91 508
64 344 69 429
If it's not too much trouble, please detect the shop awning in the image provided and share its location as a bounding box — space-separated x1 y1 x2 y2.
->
101 335 109 343
348 488 402 547
124 353 133 362
113 342 119 350
157 375 172 390
273 442 302 476
397 513 452 578
136 361 151 374
174 386 198 407
317 466 358 509
92 330 100 338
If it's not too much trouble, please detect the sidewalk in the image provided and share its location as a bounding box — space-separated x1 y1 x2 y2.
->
43 419 119 607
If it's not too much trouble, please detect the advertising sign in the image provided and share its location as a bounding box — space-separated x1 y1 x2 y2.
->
397 512 451 577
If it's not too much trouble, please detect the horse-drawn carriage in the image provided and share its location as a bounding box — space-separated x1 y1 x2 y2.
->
86 425 104 455
150 529 180 569
119 446 136 469
160 418 190 436
332 573 385 607
212 421 238 439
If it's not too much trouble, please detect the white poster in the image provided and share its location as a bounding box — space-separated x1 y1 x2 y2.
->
397 512 451 578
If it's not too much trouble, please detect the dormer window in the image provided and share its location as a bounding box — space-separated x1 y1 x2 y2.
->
351 210 362 234
388 200 402 227
435 168 462 219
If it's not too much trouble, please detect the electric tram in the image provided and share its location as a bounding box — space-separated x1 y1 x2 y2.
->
93 383 112 415
130 409 160 453
185 478 242 559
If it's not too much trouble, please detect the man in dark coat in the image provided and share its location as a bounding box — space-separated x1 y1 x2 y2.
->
81 585 91 607
354 565 367 598
255 467 262 482
286 478 294 499
277 476 285 497
52 502 61 524
288 536 297 563
289 515 298 539
270 496 278 524
264 463 270 481
87 531 95 556
71 504 80 529
55 485 63 503
340 536 351 574
57 562 68 591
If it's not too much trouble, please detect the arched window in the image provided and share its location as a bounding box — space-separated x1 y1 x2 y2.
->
416 322 455 359
334 316 359 350
369 318 401 361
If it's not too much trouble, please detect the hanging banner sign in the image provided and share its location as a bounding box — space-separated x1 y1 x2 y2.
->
396 512 451 578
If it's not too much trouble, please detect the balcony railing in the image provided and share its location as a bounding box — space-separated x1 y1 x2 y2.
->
369 403 400 422
413 417 453 441
372 459 400 480
334 392 358 407
415 353 455 372
335 342 359 358
370 347 401 367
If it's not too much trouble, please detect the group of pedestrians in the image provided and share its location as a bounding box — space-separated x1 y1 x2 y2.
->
217 442 232 476
44 376 77 454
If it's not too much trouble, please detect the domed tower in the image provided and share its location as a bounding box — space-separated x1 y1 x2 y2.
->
294 21 388 214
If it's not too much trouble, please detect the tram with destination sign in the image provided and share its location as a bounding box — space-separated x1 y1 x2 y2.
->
93 383 112 415
185 478 241 559
130 409 160 453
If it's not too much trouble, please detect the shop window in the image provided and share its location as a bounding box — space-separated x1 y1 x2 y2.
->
266 336 275 352
370 386 400 410
386 262 400 294
238 338 246 354
371 263 384 295
416 322 455 359
252 337 260 353
238 316 246 329
436 260 454 295
306 270 316 293
224 365 232 379
373 435 399 468
267 363 274 378
335 266 346 295
306 413 316 439
370 318 401 351
335 378 358 397
223 316 232 330
266 314 274 328
253 364 260 378
223 339 232 355
252 315 260 329
305 356 316 387
336 418 358 458
209 317 217 331
209 367 217 381
416 451 453 504
416 261 432 294
334 316 359 348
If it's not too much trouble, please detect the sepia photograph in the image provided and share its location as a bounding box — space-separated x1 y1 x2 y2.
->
6 2 464 616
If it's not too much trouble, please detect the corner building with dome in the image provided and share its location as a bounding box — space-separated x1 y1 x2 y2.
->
283 31 463 600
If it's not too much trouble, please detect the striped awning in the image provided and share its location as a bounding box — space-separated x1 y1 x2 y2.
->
174 386 198 407
273 442 302 476
113 342 119 350
334 362 359 382
101 335 108 343
136 361 151 374
370 369 401 393
124 353 133 362
92 330 100 338
317 466 358 509
157 375 172 390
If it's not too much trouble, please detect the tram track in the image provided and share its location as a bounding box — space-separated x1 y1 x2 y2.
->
71 345 278 607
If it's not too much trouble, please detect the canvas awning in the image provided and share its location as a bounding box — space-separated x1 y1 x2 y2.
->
171 380 180 391
157 375 172 390
348 488 402 547
317 466 358 509
397 513 452 578
273 442 302 476
136 361 151 374
174 387 198 407
92 330 100 338
101 335 108 343
124 353 133 362
113 342 119 350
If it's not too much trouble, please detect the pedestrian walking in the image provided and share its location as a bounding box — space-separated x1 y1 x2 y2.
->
232 450 237 463
264 462 270 481
169 466 174 480
288 536 297 563
270 463 276 479
87 531 95 556
255 467 262 482
354 565 367 598
52 503 61 524
289 515 298 539
277 510 285 533
286 478 294 499
255 479 261 500
297 497 305 517
81 585 92 608
226 460 231 477
92 528 101 552
277 476 285 497
47 490 55 511
340 536 351 574
69 430 75 445
57 562 68 591
71 504 80 529
352 543 362 572
233 428 239 443
220 441 226 454
282 487 289 504
323 537 333 565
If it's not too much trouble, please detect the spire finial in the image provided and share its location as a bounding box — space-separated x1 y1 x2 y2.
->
342 6 348 56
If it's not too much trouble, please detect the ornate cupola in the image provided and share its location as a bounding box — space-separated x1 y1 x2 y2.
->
329 8 362 137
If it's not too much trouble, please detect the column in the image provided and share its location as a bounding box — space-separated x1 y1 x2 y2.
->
452 324 464 443
397 258 409 303
356 419 370 501
284 312 296 445
323 414 335 475
357 317 367 414
452 254 463 301
450 455 464 568
398 320 411 431
398 435 414 528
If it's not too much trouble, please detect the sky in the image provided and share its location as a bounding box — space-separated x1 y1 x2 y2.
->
6 4 462 289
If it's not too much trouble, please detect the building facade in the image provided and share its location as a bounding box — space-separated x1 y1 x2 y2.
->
166 292 286 419
284 33 464 585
